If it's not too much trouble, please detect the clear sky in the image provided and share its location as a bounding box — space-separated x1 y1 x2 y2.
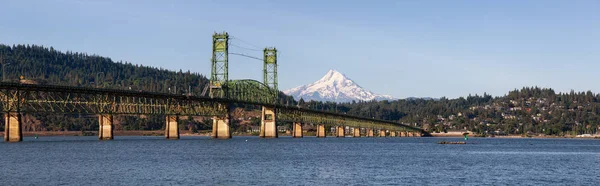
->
1 0 598 98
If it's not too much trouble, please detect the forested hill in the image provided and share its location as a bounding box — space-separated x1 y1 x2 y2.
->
299 87 600 136
0 44 209 94
0 44 295 132
0 44 296 104
1 44 599 136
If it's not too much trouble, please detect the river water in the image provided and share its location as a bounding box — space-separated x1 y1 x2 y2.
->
0 136 598 185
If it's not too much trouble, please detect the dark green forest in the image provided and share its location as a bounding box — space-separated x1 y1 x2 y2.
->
1 44 599 136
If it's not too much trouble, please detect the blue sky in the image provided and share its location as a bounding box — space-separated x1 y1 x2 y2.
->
1 0 598 98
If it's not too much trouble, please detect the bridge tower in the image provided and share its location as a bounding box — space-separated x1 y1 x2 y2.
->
210 32 229 98
210 32 232 139
260 48 278 138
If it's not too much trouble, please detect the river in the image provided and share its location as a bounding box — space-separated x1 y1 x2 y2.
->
0 136 598 185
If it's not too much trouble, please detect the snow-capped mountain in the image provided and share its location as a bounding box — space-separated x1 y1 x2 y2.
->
283 69 395 102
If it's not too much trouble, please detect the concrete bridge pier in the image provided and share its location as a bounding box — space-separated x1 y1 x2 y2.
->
379 130 386 137
336 126 345 137
259 106 277 138
165 115 179 140
4 112 22 142
292 122 303 138
367 128 374 137
98 114 114 140
353 128 360 137
414 131 421 137
316 124 326 138
390 131 397 137
212 115 231 139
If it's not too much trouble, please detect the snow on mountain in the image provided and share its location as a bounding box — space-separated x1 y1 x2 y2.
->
283 69 395 102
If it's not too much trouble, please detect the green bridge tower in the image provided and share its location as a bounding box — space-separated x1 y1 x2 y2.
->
210 32 232 139
263 47 278 96
260 47 278 138
210 32 229 99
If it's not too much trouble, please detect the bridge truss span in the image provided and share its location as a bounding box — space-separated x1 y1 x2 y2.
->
276 106 422 132
226 79 278 105
0 82 422 132
0 82 227 116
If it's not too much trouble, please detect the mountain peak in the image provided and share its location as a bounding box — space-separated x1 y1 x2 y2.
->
317 69 351 84
284 70 394 103
325 69 342 76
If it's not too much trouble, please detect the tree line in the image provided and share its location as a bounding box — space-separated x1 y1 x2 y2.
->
1 44 598 136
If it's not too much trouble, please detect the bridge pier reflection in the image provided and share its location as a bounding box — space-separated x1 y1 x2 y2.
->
292 122 303 138
165 115 179 140
260 106 277 138
353 128 360 137
4 112 22 142
316 124 326 138
336 126 345 137
98 115 113 140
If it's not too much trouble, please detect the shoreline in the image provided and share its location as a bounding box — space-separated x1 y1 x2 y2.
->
429 132 599 139
0 131 598 139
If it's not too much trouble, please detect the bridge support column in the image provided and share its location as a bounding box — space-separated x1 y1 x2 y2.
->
336 126 345 137
212 116 231 139
390 131 396 137
379 130 386 137
292 122 303 138
353 128 361 137
316 124 326 138
4 112 22 142
260 106 277 138
403 131 408 137
367 128 374 137
98 115 113 140
165 115 179 140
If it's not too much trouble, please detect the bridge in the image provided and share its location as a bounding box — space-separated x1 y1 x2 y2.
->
2 32 424 142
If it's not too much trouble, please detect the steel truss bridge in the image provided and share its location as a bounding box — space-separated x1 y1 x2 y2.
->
1 32 424 142
0 81 422 131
